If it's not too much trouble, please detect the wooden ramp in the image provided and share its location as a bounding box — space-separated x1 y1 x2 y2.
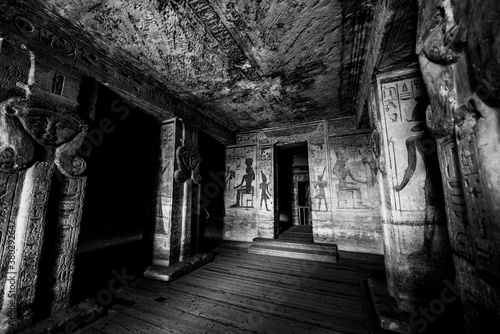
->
82 242 388 334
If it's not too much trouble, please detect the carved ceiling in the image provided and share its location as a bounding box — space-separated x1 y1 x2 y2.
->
38 0 417 132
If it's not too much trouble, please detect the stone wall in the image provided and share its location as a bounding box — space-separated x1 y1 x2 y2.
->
224 119 384 254
326 133 382 254
223 145 274 241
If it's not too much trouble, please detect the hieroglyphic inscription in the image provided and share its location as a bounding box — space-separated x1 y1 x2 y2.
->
50 177 86 313
0 173 20 307
169 122 184 264
153 122 176 264
380 73 429 213
437 137 470 261
236 132 258 146
16 162 53 326
158 123 175 232
456 124 498 277
170 181 183 263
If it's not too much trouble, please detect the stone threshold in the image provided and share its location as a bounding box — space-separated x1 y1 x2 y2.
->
144 252 214 282
248 237 338 263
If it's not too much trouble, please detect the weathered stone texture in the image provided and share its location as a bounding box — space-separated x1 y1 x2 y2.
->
37 0 380 131
371 68 452 313
416 0 500 332
223 121 383 254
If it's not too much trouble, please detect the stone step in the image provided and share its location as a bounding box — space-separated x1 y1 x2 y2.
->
248 243 338 263
252 237 338 252
278 232 313 242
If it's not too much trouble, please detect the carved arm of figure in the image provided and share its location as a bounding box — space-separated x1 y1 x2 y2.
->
265 182 272 198
234 175 246 189
394 136 419 192
348 170 368 184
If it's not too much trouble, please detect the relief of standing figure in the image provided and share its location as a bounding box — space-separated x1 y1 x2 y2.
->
259 171 272 211
313 166 328 211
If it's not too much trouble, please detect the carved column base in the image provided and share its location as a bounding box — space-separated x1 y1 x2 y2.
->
144 252 213 283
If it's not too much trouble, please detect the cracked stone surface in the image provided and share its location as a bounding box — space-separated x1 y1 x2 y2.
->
41 0 378 131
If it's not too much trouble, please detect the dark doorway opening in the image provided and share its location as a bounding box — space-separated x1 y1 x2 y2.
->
276 142 310 236
69 85 159 305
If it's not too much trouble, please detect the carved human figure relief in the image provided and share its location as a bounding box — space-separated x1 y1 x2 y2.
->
0 98 88 176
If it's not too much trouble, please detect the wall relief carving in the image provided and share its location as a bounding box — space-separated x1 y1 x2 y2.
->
0 97 88 176
174 139 201 184
417 0 500 332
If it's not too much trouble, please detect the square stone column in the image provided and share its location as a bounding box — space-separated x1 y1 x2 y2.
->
145 118 203 280
371 68 452 312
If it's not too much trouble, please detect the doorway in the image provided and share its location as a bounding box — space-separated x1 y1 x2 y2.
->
276 142 310 236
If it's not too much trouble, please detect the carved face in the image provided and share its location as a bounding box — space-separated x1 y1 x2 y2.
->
421 6 461 65
18 109 82 147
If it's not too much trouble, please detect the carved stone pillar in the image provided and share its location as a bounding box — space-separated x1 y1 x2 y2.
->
416 0 500 332
150 120 178 266
146 118 202 279
43 176 87 314
1 162 54 332
0 38 90 332
371 68 452 312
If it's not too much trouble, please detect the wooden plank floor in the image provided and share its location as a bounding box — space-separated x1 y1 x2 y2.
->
82 243 389 334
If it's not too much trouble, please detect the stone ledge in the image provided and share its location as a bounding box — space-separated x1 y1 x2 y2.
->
19 299 105 334
144 252 214 282
367 278 412 333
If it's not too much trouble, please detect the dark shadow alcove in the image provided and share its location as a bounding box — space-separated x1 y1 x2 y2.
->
198 130 226 251
69 85 160 305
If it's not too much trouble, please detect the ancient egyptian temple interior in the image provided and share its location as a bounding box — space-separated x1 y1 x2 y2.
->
0 0 499 333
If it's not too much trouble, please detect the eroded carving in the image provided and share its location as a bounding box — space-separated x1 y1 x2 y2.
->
174 139 201 184
417 0 500 331
15 162 53 328
0 98 88 176
49 177 86 313
0 98 35 172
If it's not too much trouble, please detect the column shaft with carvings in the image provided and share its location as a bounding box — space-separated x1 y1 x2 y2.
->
0 37 90 332
371 68 452 312
42 176 87 314
416 0 500 332
151 120 179 266
1 162 54 332
146 119 202 280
